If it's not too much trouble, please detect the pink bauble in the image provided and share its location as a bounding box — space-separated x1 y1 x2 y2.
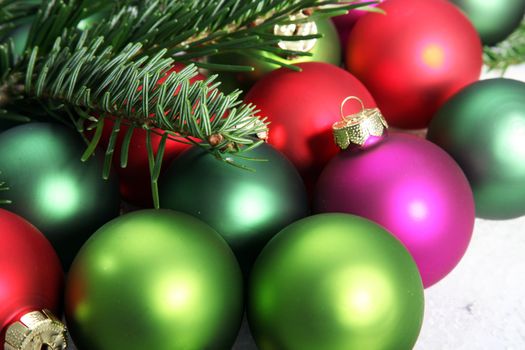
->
314 133 475 287
332 0 382 50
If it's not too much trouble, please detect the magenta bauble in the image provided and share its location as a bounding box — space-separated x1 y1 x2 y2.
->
314 133 475 287
332 0 382 51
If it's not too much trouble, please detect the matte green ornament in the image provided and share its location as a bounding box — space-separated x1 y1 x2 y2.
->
159 143 309 273
451 0 525 46
0 123 120 268
428 78 525 219
209 18 341 95
65 209 244 350
248 213 425 350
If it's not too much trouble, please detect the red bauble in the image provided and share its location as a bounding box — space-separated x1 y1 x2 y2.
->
0 209 63 338
98 64 205 206
244 62 375 190
346 0 482 129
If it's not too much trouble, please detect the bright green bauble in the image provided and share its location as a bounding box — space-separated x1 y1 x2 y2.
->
159 143 309 273
428 78 525 220
209 19 341 94
65 209 244 350
0 123 120 268
451 0 525 45
248 213 425 350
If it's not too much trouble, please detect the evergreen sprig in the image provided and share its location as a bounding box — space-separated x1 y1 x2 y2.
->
0 0 374 208
484 19 525 72
0 172 10 205
0 0 41 39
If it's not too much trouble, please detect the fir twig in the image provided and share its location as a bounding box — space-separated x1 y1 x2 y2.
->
0 0 373 208
0 172 11 205
484 19 525 73
0 0 41 39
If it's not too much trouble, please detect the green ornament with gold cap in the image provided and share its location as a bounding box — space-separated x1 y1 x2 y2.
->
208 14 341 95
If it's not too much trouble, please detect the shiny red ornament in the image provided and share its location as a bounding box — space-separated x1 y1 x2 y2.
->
346 0 482 129
245 62 375 190
98 64 205 206
0 209 63 341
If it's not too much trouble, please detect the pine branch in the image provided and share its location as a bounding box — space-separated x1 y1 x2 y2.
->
0 0 41 39
0 0 373 208
0 172 11 205
484 19 525 72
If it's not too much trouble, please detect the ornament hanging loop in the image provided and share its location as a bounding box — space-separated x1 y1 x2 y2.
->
340 96 366 121
333 96 389 150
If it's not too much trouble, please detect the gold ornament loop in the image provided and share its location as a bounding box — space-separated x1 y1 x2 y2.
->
333 96 388 150
340 96 366 121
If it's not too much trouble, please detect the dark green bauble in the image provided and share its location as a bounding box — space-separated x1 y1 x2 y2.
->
159 143 309 272
451 0 525 45
248 213 425 350
209 19 341 95
0 123 120 268
428 78 525 220
65 209 243 350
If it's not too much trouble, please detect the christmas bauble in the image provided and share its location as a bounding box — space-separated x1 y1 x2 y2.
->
428 78 525 220
96 64 204 207
248 213 424 350
159 143 309 272
65 209 243 350
245 62 375 190
451 0 525 46
0 209 66 349
209 18 341 95
0 123 120 268
315 133 475 288
346 0 482 129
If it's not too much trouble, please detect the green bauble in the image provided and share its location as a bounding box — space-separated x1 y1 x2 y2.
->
451 0 525 45
0 123 120 268
65 209 244 350
9 23 31 56
159 143 309 272
209 19 341 94
248 213 425 350
428 78 525 220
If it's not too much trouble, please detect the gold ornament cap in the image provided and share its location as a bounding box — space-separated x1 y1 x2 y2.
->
273 11 318 53
4 310 67 350
333 96 388 150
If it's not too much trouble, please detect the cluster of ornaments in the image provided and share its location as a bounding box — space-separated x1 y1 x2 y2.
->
1 0 525 349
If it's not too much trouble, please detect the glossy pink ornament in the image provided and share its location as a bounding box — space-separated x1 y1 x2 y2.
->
314 133 475 287
332 1 382 51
